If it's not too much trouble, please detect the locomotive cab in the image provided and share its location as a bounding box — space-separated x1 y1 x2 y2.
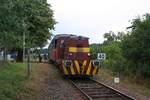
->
48 34 101 76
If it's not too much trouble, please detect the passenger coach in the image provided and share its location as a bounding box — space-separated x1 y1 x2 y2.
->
48 34 101 76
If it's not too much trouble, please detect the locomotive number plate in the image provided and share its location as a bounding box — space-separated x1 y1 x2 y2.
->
77 48 83 52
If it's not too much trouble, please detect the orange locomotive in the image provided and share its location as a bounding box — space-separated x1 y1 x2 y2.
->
48 34 101 76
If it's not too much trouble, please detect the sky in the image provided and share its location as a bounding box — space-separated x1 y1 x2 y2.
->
47 0 150 44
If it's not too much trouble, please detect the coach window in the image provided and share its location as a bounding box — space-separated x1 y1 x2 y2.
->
54 39 57 48
60 40 65 48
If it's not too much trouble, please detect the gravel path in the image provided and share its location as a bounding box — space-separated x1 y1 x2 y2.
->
18 63 85 100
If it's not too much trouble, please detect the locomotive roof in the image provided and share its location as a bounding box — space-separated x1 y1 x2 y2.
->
54 34 89 40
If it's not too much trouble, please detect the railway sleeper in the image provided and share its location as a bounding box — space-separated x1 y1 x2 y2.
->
85 91 117 95
76 84 100 87
90 94 123 99
81 88 111 92
80 87 103 89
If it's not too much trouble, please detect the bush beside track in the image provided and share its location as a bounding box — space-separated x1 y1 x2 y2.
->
0 63 28 100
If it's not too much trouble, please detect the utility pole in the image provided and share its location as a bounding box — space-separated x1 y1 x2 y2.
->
22 20 31 78
23 32 25 62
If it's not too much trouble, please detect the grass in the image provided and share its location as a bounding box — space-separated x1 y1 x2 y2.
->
123 78 150 96
0 62 52 100
0 62 28 100
98 68 150 97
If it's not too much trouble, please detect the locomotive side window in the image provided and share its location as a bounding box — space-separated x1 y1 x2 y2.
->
49 38 58 49
60 40 65 59
50 39 55 49
54 39 57 48
60 40 65 48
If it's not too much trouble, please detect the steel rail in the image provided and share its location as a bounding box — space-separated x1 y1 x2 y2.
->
69 78 136 100
69 79 92 100
90 78 136 100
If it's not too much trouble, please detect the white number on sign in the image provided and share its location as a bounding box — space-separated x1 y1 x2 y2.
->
97 53 106 60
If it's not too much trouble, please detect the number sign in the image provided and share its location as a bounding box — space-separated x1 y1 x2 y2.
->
97 53 106 60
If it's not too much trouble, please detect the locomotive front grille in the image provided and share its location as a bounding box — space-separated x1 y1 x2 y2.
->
79 61 83 73
76 53 83 60
62 60 99 76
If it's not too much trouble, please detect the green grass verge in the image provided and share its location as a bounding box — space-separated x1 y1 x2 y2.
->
0 62 28 100
98 68 150 96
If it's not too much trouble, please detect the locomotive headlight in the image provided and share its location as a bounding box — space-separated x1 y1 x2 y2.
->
92 60 100 67
64 60 72 67
88 53 90 56
69 53 72 56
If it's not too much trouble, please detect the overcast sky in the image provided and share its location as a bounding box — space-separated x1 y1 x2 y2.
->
48 0 150 44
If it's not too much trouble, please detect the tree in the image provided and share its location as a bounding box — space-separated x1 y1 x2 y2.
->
121 13 150 79
103 31 116 45
0 0 21 61
122 14 150 63
0 0 56 61
116 32 125 41
90 44 102 59
101 42 125 73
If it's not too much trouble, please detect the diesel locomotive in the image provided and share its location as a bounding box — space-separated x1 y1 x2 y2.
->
48 34 101 76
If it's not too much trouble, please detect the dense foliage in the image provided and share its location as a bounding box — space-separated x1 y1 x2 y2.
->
122 14 150 63
0 0 56 61
90 44 102 59
122 14 150 80
90 13 150 87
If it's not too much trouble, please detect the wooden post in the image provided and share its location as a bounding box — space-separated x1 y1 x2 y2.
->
27 49 31 77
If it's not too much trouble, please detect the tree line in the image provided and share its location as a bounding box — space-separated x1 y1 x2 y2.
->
0 0 56 61
90 13 150 87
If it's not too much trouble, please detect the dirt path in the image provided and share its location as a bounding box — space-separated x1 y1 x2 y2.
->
18 63 84 100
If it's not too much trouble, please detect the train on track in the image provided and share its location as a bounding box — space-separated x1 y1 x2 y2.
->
48 34 101 76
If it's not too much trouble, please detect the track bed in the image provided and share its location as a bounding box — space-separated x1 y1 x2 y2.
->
69 78 135 100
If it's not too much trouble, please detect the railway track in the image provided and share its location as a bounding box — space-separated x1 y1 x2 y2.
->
69 78 135 100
